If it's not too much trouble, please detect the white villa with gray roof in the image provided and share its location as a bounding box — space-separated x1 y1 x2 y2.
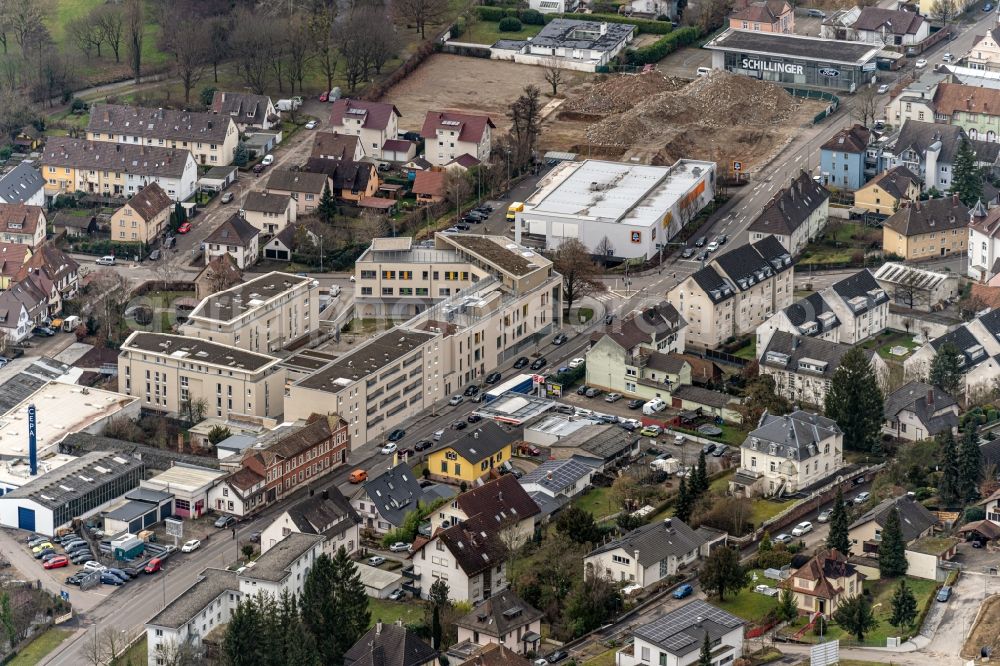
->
584 517 710 588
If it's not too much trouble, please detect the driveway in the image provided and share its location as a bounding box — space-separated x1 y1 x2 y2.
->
923 571 1000 662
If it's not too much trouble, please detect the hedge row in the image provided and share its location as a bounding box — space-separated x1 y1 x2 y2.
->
627 26 701 65
473 6 674 34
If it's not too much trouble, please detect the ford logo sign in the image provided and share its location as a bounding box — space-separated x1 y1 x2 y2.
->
819 68 840 77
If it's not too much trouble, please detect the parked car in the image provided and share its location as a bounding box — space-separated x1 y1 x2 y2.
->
96 255 116 265
754 585 779 597
261 155 274 166
605 392 622 403
83 561 108 573
985 3 994 10
568 358 585 369
547 651 568 664
31 542 53 554
706 241 719 253
449 395 464 406
877 84 890 95
937 586 952 602
485 372 502 384
716 234 728 245
451 420 467 430
380 442 398 455
181 539 201 553
681 247 695 259
817 509 832 523
108 568 130 581
177 222 192 234
101 573 124 586
915 58 928 68
388 429 406 442
367 556 386 567
530 357 547 370
854 491 871 505
701 442 717 455
673 584 694 599
585 387 603 398
627 399 644 410
33 326 55 337
640 425 663 437
71 552 94 564
319 91 329 102
214 515 236 528
791 521 813 537
712 444 729 457
467 413 482 423
694 236 707 247
144 558 162 574
388 589 405 601
65 574 83 586
27 536 48 548
673 434 685 446
220 191 234 204
513 357 529 369
773 534 793 545
576 385 589 396
553 333 568 345
252 163 265 174
349 469 368 484
305 120 318 129
412 440 431 453
463 385 479 397
34 548 55 560
389 542 411 553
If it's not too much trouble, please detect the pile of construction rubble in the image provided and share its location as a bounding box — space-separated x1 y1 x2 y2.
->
563 72 688 115
585 70 799 146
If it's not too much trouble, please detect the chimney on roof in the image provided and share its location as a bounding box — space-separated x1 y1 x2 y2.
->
221 92 226 103
664 518 672 528
322 488 329 500
927 389 934 406
375 620 383 635
953 193 960 205
696 616 704 627
600 21 608 35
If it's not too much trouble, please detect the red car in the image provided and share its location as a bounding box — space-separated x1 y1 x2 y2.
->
144 557 162 574
177 222 192 234
43 555 69 569
319 91 328 102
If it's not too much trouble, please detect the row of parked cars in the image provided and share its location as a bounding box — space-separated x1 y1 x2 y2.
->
28 533 97 570
445 204 494 233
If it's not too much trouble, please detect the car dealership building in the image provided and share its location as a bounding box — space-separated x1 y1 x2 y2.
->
704 29 882 93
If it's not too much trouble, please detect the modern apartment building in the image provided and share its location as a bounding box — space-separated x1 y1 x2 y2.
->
117 332 285 420
39 138 197 202
181 272 320 353
328 99 402 161
668 236 794 349
87 103 239 166
287 234 562 446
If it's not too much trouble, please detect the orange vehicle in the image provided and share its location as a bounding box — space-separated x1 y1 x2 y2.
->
349 469 368 484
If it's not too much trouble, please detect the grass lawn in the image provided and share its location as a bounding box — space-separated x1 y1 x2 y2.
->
749 497 797 526
675 424 745 447
860 330 919 360
709 469 735 493
112 635 147 666
713 570 780 623
463 20 543 45
573 486 618 520
10 628 73 666
582 647 618 666
368 598 427 628
734 338 756 360
577 307 595 324
798 248 855 267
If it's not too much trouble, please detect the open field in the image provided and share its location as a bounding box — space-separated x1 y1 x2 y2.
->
382 54 590 135
463 21 544 46
9 628 73 666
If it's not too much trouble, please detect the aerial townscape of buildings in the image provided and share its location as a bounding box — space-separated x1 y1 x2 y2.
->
4 0 1000 664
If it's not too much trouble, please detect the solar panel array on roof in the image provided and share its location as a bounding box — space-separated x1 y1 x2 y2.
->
635 599 743 654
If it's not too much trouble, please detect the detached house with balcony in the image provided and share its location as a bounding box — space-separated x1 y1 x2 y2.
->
880 120 1000 192
241 191 296 237
0 204 46 250
584 517 711 588
668 236 793 349
731 411 843 498
421 111 495 168
850 8 929 47
848 494 937 557
883 381 959 441
211 91 278 131
352 464 457 535
780 549 863 616
435 474 540 547
328 99 403 162
748 170 830 255
968 26 1000 72
453 590 543 656
616 600 745 666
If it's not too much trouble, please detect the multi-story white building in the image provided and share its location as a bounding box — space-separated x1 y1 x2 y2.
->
117 332 285 420
145 533 323 665
748 171 830 255
905 308 1000 397
668 236 794 349
454 590 543 655
0 163 45 207
328 99 402 161
421 111 494 167
616 599 745 666
409 512 508 604
260 486 360 557
883 381 959 442
181 272 319 353
518 159 717 261
288 234 563 446
731 411 843 498
968 200 1000 283
241 191 296 237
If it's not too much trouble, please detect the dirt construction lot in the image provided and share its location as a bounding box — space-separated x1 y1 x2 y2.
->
382 54 590 135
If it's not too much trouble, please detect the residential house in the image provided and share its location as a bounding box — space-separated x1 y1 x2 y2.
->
731 411 843 498
848 494 937 556
780 548 863 615
904 308 1000 396
667 236 794 348
820 124 872 191
87 103 239 166
0 290 31 344
518 456 599 502
880 120 1000 191
265 170 328 214
932 83 1000 142
967 25 1000 72
410 511 509 604
853 166 921 217
344 621 438 666
302 158 378 202
211 91 278 131
412 170 446 204
260 485 360 557
0 204 46 250
12 125 43 152
109 182 173 245
882 195 970 261
427 422 515 485
729 0 794 33
14 244 81 313
980 487 1000 524
615 599 745 666
40 137 198 202
968 199 1000 282
352 464 456 534
4 273 47 327
883 381 959 441
193 254 242 301
50 210 98 238
0 163 45 206
207 467 267 519
117 331 285 419
759 331 888 407
421 111 494 167
435 474 540 547
242 191 296 237
585 302 687 399
873 261 959 311
0 244 30 290
886 76 941 128
452 644 531 666
262 224 305 262
584 517 709 587
747 170 831 254
328 99 402 161
850 7 928 47
204 214 260 269
312 132 364 161
453 590 543 656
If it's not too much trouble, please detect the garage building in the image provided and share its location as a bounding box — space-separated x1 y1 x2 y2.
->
141 464 227 519
0 451 145 536
102 488 175 535
704 29 881 92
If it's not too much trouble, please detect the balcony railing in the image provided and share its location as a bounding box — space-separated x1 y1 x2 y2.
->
402 567 420 580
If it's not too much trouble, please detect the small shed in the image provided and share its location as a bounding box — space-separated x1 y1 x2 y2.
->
354 562 403 598
359 196 398 214
244 131 282 158
198 166 238 192
51 210 98 238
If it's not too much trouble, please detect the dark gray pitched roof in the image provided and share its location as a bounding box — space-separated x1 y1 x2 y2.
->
714 236 793 291
205 214 259 246
88 103 232 143
454 473 540 524
848 494 937 542
742 410 841 461
883 381 958 436
783 292 839 335
929 324 990 369
829 269 888 316
864 166 921 200
358 465 425 528
345 623 438 666
595 301 684 350
588 517 707 567
672 385 735 409
433 421 514 464
284 486 360 538
761 331 876 380
455 590 543 637
852 7 925 35
883 196 969 237
889 120 965 165
748 171 830 236
632 599 744 657
689 266 735 304
243 191 291 214
266 169 328 194
0 163 45 204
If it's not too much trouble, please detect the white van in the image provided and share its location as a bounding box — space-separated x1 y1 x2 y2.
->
642 399 667 415
96 256 116 266
696 67 711 77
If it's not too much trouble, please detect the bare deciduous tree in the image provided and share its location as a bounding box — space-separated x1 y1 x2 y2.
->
159 8 209 104
7 0 47 56
543 57 564 96
204 16 229 83
92 4 124 63
309 7 338 92
552 238 605 313
232 12 274 94
855 83 880 128
508 85 542 171
285 17 314 94
336 9 396 91
69 14 104 59
393 0 448 39
443 169 472 221
124 0 143 83
930 0 957 25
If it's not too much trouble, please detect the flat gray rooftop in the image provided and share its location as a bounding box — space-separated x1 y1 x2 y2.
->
189 272 311 322
297 330 436 391
244 532 323 582
123 333 277 372
706 29 881 65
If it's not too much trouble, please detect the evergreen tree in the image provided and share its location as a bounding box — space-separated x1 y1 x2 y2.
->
827 487 851 555
959 426 983 503
777 588 798 623
833 595 877 642
675 475 693 523
952 138 983 206
699 547 748 602
878 507 908 577
234 141 249 167
928 343 963 396
698 634 712 666
758 531 773 552
825 347 884 453
222 595 272 666
692 451 709 496
555 505 602 544
429 578 451 609
330 546 370 660
939 430 961 507
318 185 337 224
299 553 339 664
432 604 442 649
890 579 918 631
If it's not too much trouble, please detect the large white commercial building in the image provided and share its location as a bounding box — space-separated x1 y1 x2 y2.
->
517 159 716 260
